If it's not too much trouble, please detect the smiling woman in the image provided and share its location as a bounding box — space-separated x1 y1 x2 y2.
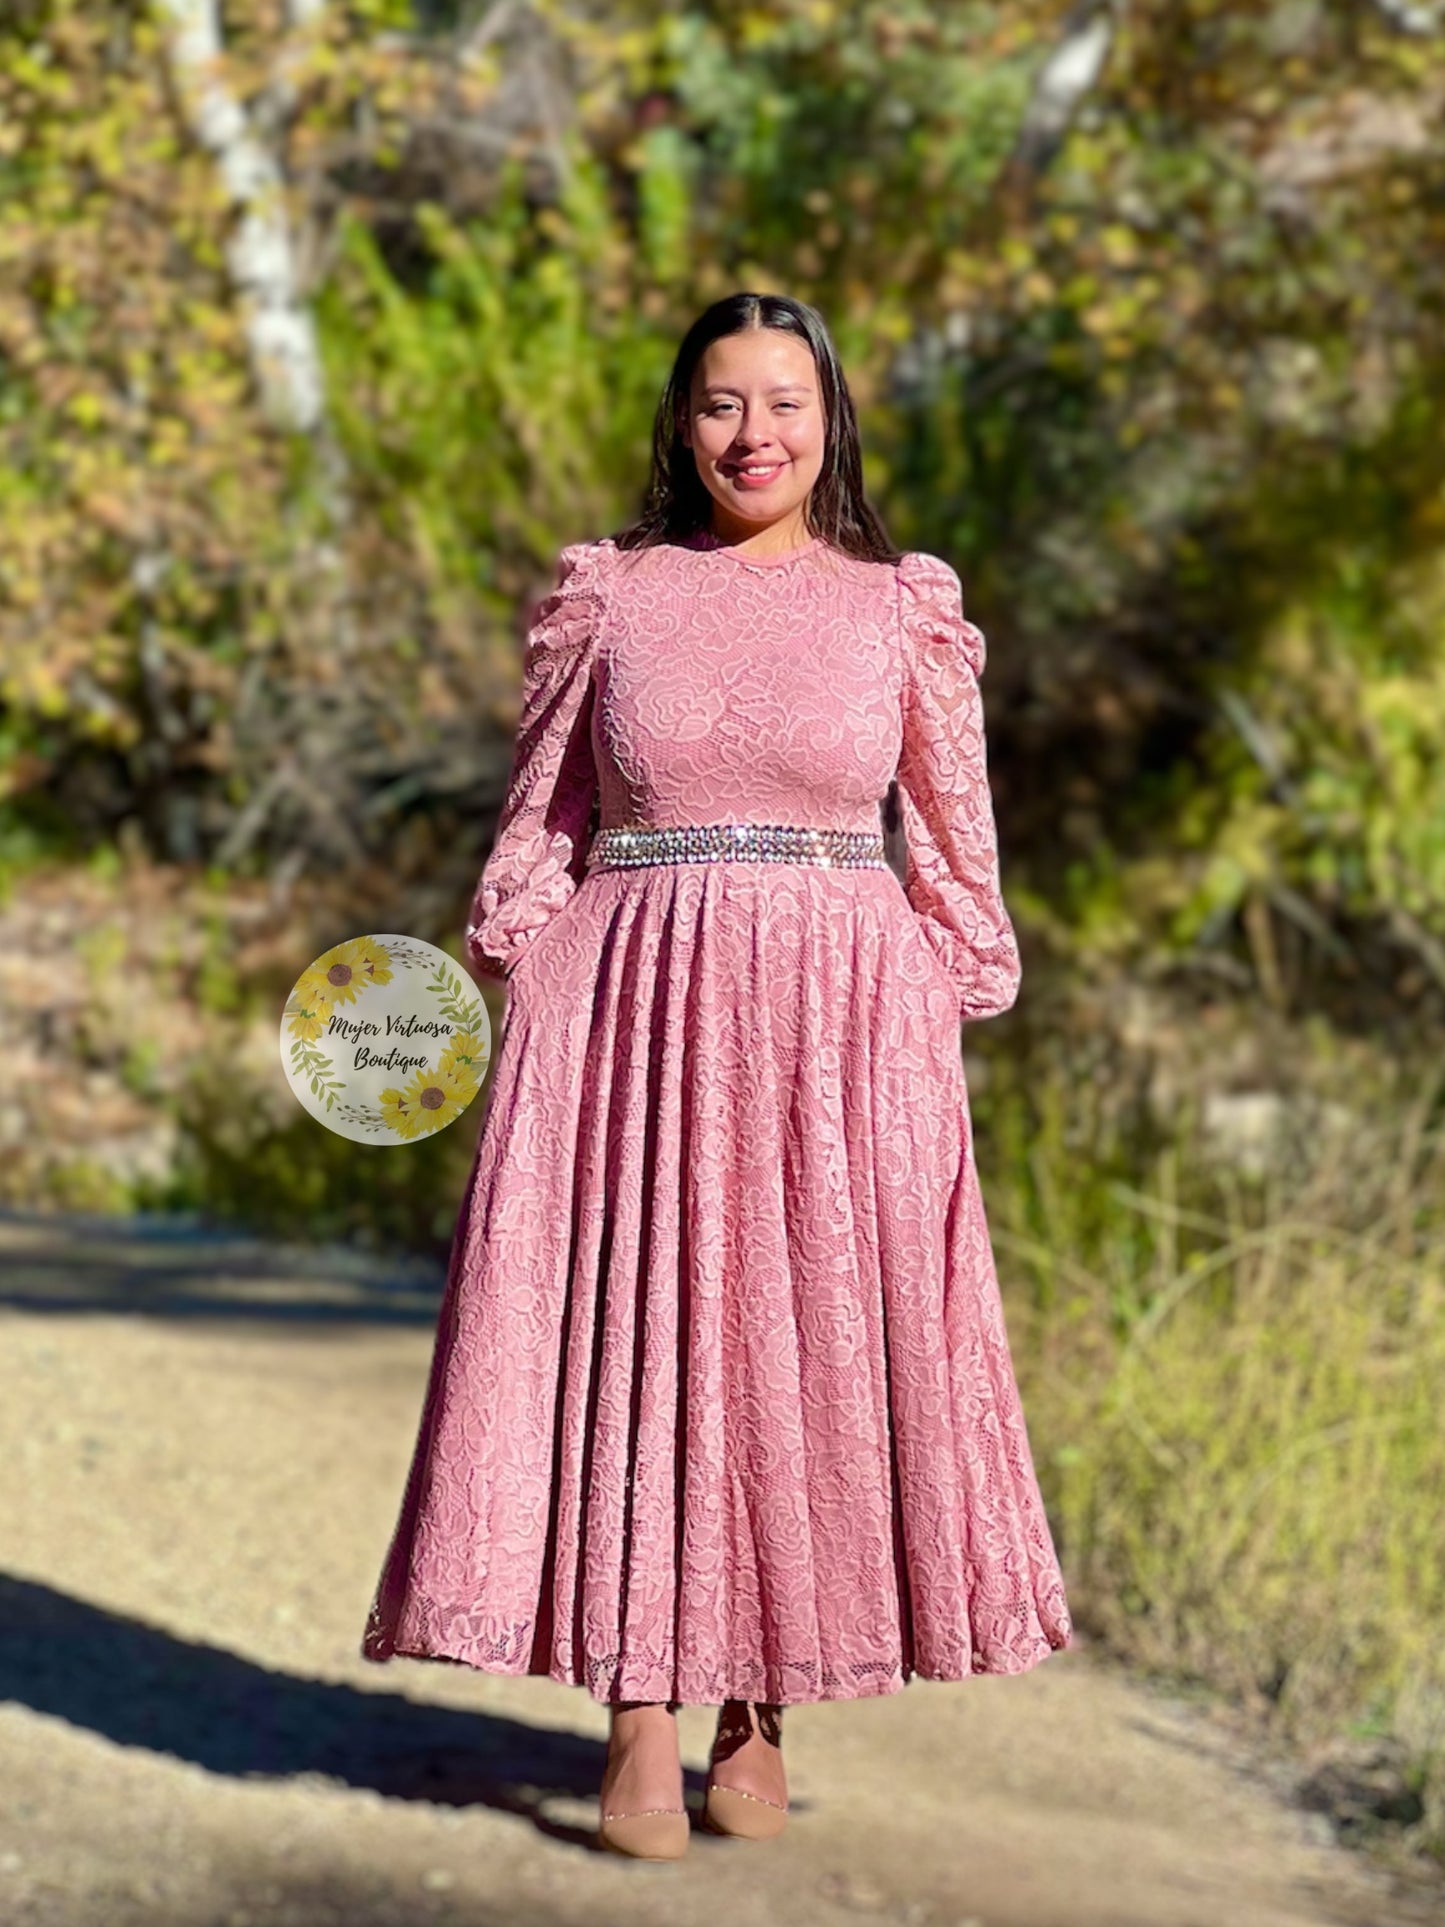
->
360 291 1072 1863
684 333 826 547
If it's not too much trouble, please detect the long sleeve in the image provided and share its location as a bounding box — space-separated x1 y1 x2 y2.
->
464 538 611 982
894 549 1022 1021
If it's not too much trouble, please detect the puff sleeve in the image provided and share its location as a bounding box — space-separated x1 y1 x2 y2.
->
463 539 611 982
894 550 1022 1021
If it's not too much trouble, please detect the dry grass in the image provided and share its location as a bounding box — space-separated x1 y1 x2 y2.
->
983 1061 1445 1863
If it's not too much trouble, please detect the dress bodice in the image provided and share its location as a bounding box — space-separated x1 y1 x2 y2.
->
594 533 899 835
464 529 1021 1021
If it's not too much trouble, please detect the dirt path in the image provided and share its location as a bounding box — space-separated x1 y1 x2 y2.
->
0 1209 1437 1927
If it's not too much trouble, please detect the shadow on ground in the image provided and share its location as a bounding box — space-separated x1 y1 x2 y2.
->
0 1207 446 1326
0 1572 647 1848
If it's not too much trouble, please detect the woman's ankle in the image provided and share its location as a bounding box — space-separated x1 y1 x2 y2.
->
608 1699 681 1741
600 1699 685 1813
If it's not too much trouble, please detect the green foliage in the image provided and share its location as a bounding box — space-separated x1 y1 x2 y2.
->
4 1 1442 1015
1047 419 1445 989
315 159 672 630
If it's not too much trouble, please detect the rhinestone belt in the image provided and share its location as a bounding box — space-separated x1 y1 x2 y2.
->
587 821 889 871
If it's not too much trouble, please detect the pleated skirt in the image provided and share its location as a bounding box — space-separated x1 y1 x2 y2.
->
361 861 1072 1704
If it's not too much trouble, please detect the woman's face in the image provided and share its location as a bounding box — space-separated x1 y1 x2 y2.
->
681 328 827 538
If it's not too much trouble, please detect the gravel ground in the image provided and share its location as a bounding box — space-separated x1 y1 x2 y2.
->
1 1209 1439 1927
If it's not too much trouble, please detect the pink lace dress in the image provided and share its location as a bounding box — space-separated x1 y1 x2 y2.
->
361 529 1073 1704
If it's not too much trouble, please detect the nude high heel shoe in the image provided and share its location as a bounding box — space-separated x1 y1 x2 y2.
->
596 1700 690 1860
597 1807 691 1860
703 1700 789 1840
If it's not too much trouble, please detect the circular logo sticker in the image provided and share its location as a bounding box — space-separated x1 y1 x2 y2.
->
280 935 493 1144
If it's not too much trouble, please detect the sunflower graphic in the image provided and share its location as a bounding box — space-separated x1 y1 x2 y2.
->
286 978 335 1042
379 1055 479 1139
438 1031 488 1081
304 936 395 1008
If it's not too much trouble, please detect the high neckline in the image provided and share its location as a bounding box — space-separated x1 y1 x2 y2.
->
685 530 824 568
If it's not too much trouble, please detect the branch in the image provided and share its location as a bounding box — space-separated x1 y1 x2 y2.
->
1367 0 1444 34
1003 1 1116 207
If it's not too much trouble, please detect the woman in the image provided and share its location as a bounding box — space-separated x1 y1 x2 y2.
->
362 291 1073 1860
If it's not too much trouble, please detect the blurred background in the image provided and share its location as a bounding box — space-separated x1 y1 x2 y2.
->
2 2 1443 1919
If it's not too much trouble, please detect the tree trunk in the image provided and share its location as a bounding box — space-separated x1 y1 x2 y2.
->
156 0 327 434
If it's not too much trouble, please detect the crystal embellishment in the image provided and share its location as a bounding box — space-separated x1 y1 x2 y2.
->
587 822 889 871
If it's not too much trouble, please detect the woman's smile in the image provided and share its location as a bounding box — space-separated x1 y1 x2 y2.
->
725 459 788 488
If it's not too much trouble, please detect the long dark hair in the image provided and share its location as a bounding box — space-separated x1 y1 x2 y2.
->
613 292 902 565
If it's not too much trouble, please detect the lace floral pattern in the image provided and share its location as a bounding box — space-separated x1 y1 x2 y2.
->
362 532 1073 1705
